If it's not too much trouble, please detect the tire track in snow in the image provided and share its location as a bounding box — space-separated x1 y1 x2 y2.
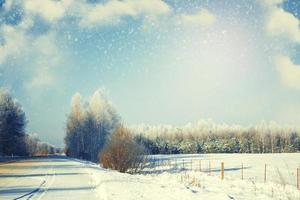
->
1 162 45 189
13 180 46 200
12 162 56 200
29 163 56 200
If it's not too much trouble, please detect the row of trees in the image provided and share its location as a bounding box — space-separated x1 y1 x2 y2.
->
64 89 120 162
25 133 59 156
64 89 300 172
132 121 300 154
0 88 56 157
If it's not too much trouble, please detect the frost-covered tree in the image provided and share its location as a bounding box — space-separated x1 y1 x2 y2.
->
65 92 84 158
24 133 56 156
25 133 40 156
36 142 51 155
132 120 300 154
65 89 119 162
0 89 27 156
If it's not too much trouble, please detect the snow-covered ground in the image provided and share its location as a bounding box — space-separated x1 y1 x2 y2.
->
89 153 300 200
0 154 299 200
148 153 300 186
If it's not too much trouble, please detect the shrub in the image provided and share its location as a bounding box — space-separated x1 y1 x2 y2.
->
99 126 147 173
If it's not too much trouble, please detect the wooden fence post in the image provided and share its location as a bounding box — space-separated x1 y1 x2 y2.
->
264 164 267 183
241 163 244 180
221 162 224 180
199 160 201 172
297 168 299 190
209 160 211 176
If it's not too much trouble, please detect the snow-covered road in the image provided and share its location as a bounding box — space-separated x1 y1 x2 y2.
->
0 157 98 200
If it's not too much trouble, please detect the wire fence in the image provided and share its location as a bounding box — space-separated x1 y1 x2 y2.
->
147 157 300 190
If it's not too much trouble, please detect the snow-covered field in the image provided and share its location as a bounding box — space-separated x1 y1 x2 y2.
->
89 153 300 200
148 153 300 185
0 154 299 200
141 153 300 199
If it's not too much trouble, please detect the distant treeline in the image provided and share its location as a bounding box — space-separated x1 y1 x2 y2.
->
0 89 58 157
132 122 300 154
25 133 60 156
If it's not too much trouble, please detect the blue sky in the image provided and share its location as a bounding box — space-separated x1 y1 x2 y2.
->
0 0 300 146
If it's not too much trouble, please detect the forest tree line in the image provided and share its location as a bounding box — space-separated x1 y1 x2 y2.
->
3 86 299 161
0 89 57 157
132 121 300 154
64 89 300 165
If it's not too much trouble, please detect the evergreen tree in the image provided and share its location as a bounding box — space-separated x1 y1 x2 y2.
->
0 89 27 156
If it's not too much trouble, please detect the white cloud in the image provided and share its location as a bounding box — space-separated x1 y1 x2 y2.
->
129 0 170 16
3 0 13 10
79 0 170 27
0 2 68 92
25 33 62 90
3 0 171 30
27 66 55 89
0 0 170 64
23 0 73 23
0 25 28 65
180 9 215 27
276 55 300 89
266 8 300 43
0 16 60 92
264 2 300 90
79 0 136 27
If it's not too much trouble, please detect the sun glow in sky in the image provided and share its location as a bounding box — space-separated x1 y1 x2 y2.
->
0 0 300 146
